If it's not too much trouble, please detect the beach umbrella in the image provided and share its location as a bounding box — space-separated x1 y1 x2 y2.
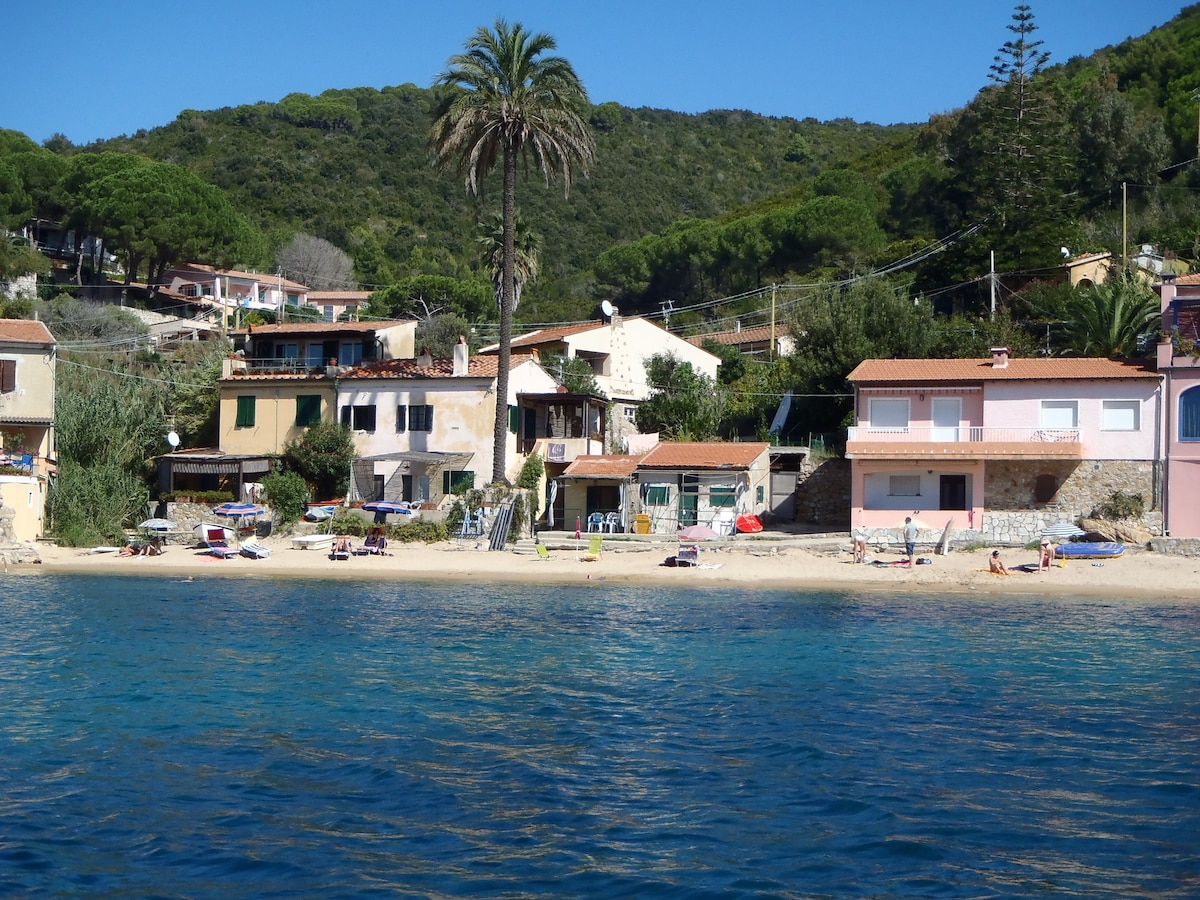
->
361 500 411 515
1041 522 1085 539
679 524 720 541
212 502 265 519
137 517 177 532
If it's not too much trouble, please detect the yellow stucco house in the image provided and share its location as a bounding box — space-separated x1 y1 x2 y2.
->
0 319 56 542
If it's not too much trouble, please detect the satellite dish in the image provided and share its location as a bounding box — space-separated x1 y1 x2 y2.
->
601 299 614 319
166 431 180 449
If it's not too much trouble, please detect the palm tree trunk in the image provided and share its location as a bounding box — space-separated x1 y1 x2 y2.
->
491 146 518 484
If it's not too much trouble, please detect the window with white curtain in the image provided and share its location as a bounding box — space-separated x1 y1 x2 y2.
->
868 397 910 430
1040 400 1078 428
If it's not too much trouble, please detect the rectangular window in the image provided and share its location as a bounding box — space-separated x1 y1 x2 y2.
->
305 344 325 367
1040 400 1078 429
646 485 670 505
868 397 909 430
340 342 363 366
709 486 736 508
275 342 298 362
351 405 376 432
888 474 921 496
0 359 15 393
340 405 351 427
1101 400 1140 431
442 470 475 495
236 395 256 427
295 395 321 427
395 405 407 433
409 405 434 433
323 305 335 322
623 405 637 423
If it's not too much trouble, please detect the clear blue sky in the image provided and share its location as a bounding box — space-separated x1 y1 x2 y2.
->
2 1 1190 146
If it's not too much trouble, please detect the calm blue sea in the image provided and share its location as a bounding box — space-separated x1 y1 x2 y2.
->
0 575 1196 898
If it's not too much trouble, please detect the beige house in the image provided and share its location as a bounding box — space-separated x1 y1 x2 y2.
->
687 323 794 358
305 290 371 322
337 344 559 503
0 319 56 541
216 320 417 456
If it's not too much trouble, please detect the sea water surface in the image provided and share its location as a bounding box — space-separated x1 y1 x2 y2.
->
0 574 1197 898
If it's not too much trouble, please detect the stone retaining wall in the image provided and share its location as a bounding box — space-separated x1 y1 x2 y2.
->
792 458 850 528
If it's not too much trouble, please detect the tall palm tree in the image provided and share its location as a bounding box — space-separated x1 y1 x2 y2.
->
1063 271 1159 357
431 18 595 483
478 210 540 314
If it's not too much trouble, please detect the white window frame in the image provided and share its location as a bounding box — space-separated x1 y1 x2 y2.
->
1040 400 1078 429
1101 400 1140 431
868 397 910 431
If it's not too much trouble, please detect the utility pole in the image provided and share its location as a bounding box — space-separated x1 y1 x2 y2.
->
1122 182 1128 271
769 284 777 361
989 251 997 322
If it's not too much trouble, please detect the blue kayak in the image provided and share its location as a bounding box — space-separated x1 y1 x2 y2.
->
1055 541 1125 559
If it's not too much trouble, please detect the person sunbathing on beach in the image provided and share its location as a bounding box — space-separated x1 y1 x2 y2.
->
989 550 1009 575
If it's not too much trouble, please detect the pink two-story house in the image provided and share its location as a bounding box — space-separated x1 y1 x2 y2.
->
846 349 1161 544
1157 272 1200 538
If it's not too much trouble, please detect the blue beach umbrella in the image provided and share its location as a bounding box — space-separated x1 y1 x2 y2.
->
212 502 265 519
362 500 415 524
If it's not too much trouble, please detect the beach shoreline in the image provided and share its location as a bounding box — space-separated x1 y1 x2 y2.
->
12 535 1200 601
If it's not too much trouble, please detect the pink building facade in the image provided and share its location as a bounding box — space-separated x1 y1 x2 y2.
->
1157 273 1200 538
846 351 1161 545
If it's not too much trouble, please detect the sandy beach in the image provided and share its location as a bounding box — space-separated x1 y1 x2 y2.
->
14 532 1200 600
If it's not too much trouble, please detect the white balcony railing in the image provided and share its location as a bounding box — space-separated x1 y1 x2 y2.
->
847 426 1080 444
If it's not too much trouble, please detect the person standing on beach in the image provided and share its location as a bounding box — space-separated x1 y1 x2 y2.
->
903 517 918 559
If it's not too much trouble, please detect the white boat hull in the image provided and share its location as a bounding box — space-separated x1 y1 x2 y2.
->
291 534 335 551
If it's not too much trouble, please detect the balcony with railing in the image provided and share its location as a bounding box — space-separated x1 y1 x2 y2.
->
523 436 606 465
846 426 1082 459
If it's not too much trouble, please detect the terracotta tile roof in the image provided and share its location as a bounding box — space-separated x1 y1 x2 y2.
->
341 354 534 379
234 320 412 337
305 291 372 302
220 371 331 383
478 321 603 353
686 325 787 347
562 454 644 478
0 319 55 345
639 441 769 469
173 263 309 293
1175 273 1200 285
848 357 1159 383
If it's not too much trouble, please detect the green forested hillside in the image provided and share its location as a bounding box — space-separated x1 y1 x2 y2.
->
86 87 906 320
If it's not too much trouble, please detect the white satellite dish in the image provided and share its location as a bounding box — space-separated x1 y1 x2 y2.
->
166 431 180 449
601 300 615 319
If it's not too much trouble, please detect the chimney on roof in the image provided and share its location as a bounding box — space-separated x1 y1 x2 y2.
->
417 346 432 369
990 346 1009 369
453 334 468 376
530 346 539 360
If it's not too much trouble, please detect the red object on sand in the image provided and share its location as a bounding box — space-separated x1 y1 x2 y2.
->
735 514 763 534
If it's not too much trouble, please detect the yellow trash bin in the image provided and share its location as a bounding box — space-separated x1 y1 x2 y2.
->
634 514 651 534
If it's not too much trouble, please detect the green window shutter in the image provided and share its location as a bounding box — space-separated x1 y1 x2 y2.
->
236 395 256 427
709 487 736 508
295 395 321 427
646 485 669 505
509 405 519 433
442 469 450 495
340 405 351 427
425 405 434 432
396 405 407 433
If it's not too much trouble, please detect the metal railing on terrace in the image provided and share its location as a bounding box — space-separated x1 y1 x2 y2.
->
846 426 1080 444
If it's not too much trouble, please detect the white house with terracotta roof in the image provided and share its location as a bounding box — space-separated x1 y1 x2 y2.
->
0 319 56 542
846 349 1162 544
336 344 558 503
479 316 720 442
165 263 310 315
634 441 771 534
